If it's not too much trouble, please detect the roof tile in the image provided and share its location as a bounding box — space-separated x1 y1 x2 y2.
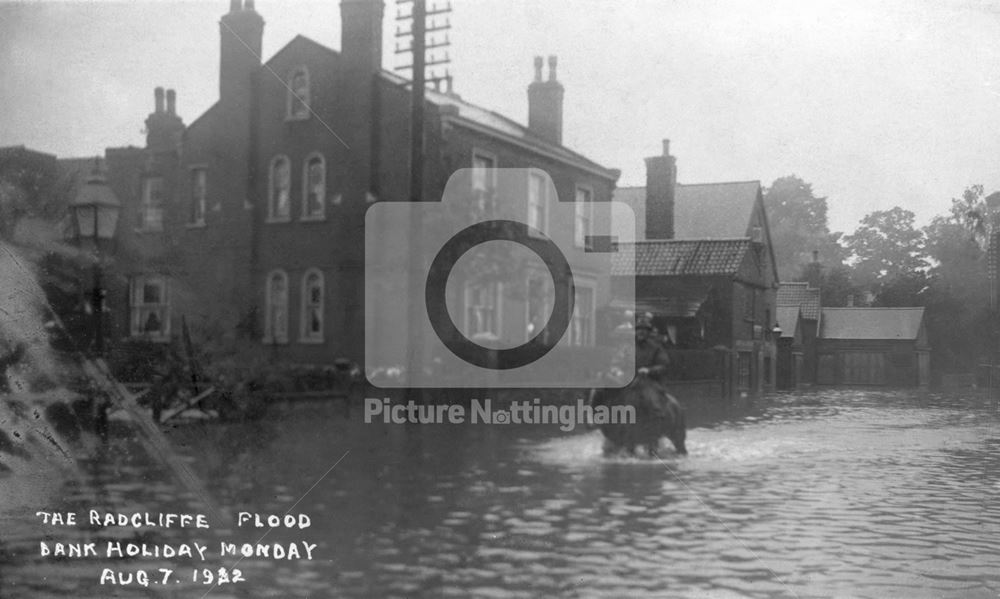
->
612 239 751 277
777 282 821 320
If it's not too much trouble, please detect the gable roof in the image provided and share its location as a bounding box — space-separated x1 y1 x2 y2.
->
776 305 801 339
262 35 618 181
674 181 762 239
612 239 751 277
820 307 926 341
777 282 821 320
612 181 762 241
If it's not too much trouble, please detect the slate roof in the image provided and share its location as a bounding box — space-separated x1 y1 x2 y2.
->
777 282 821 320
264 36 618 180
820 307 926 341
612 181 761 241
612 239 751 277
776 305 801 339
674 182 762 239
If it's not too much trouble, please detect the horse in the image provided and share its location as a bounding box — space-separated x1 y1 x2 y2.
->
588 375 687 457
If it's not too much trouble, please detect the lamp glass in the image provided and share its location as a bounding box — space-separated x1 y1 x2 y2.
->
75 206 96 239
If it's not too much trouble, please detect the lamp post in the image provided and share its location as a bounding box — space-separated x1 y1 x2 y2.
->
69 158 121 357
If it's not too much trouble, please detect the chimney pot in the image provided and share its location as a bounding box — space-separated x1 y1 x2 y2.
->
533 56 543 82
548 55 558 81
662 139 670 156
154 87 165 113
229 0 240 12
244 0 255 9
166 89 176 115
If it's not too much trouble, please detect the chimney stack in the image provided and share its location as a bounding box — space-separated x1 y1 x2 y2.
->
146 86 184 153
527 55 564 146
644 139 677 240
341 0 384 77
219 0 264 103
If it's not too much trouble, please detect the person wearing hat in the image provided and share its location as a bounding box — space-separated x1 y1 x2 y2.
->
635 316 670 382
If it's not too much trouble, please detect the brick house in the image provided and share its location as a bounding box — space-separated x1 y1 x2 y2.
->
610 141 780 397
83 0 622 371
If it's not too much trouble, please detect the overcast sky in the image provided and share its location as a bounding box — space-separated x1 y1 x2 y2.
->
2 0 1000 233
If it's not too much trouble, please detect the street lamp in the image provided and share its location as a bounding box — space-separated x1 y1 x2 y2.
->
772 323 783 339
69 158 121 356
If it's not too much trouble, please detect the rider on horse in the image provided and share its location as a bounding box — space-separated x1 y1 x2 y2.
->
634 315 670 384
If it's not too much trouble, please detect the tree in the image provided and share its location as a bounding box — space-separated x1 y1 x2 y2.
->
798 260 864 307
763 175 847 281
920 203 993 374
842 206 927 301
0 147 70 242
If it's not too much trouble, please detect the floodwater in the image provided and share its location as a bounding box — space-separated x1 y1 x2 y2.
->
3 388 1000 598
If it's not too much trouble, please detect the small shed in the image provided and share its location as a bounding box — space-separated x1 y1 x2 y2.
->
775 305 804 390
816 307 930 387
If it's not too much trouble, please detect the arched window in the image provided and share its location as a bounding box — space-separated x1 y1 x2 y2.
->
302 153 326 220
264 270 288 343
300 269 324 342
269 155 291 221
287 67 310 120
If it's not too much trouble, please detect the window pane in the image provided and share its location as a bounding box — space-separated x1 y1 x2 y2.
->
142 282 161 304
191 169 206 223
272 159 290 218
290 70 309 117
306 157 324 217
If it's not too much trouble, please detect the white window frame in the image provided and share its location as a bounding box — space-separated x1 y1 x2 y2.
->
286 66 311 121
574 184 594 249
129 275 170 341
137 176 164 232
527 169 550 237
524 272 553 343
471 149 498 215
463 280 502 341
188 166 207 227
299 268 325 343
268 155 291 223
301 152 326 221
264 269 289 344
566 279 596 347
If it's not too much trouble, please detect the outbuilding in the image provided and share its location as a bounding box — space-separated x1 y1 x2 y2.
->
816 307 930 387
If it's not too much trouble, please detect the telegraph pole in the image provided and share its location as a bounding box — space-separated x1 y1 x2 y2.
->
395 0 452 399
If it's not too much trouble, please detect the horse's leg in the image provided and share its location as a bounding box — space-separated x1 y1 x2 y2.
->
602 437 618 457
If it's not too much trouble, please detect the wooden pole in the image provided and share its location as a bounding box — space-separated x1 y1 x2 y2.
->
406 0 427 403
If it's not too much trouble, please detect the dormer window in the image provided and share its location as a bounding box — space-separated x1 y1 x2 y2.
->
287 67 310 120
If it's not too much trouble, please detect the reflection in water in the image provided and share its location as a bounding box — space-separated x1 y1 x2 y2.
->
3 389 1000 598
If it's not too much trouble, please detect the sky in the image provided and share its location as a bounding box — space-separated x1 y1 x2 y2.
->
2 0 1000 233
